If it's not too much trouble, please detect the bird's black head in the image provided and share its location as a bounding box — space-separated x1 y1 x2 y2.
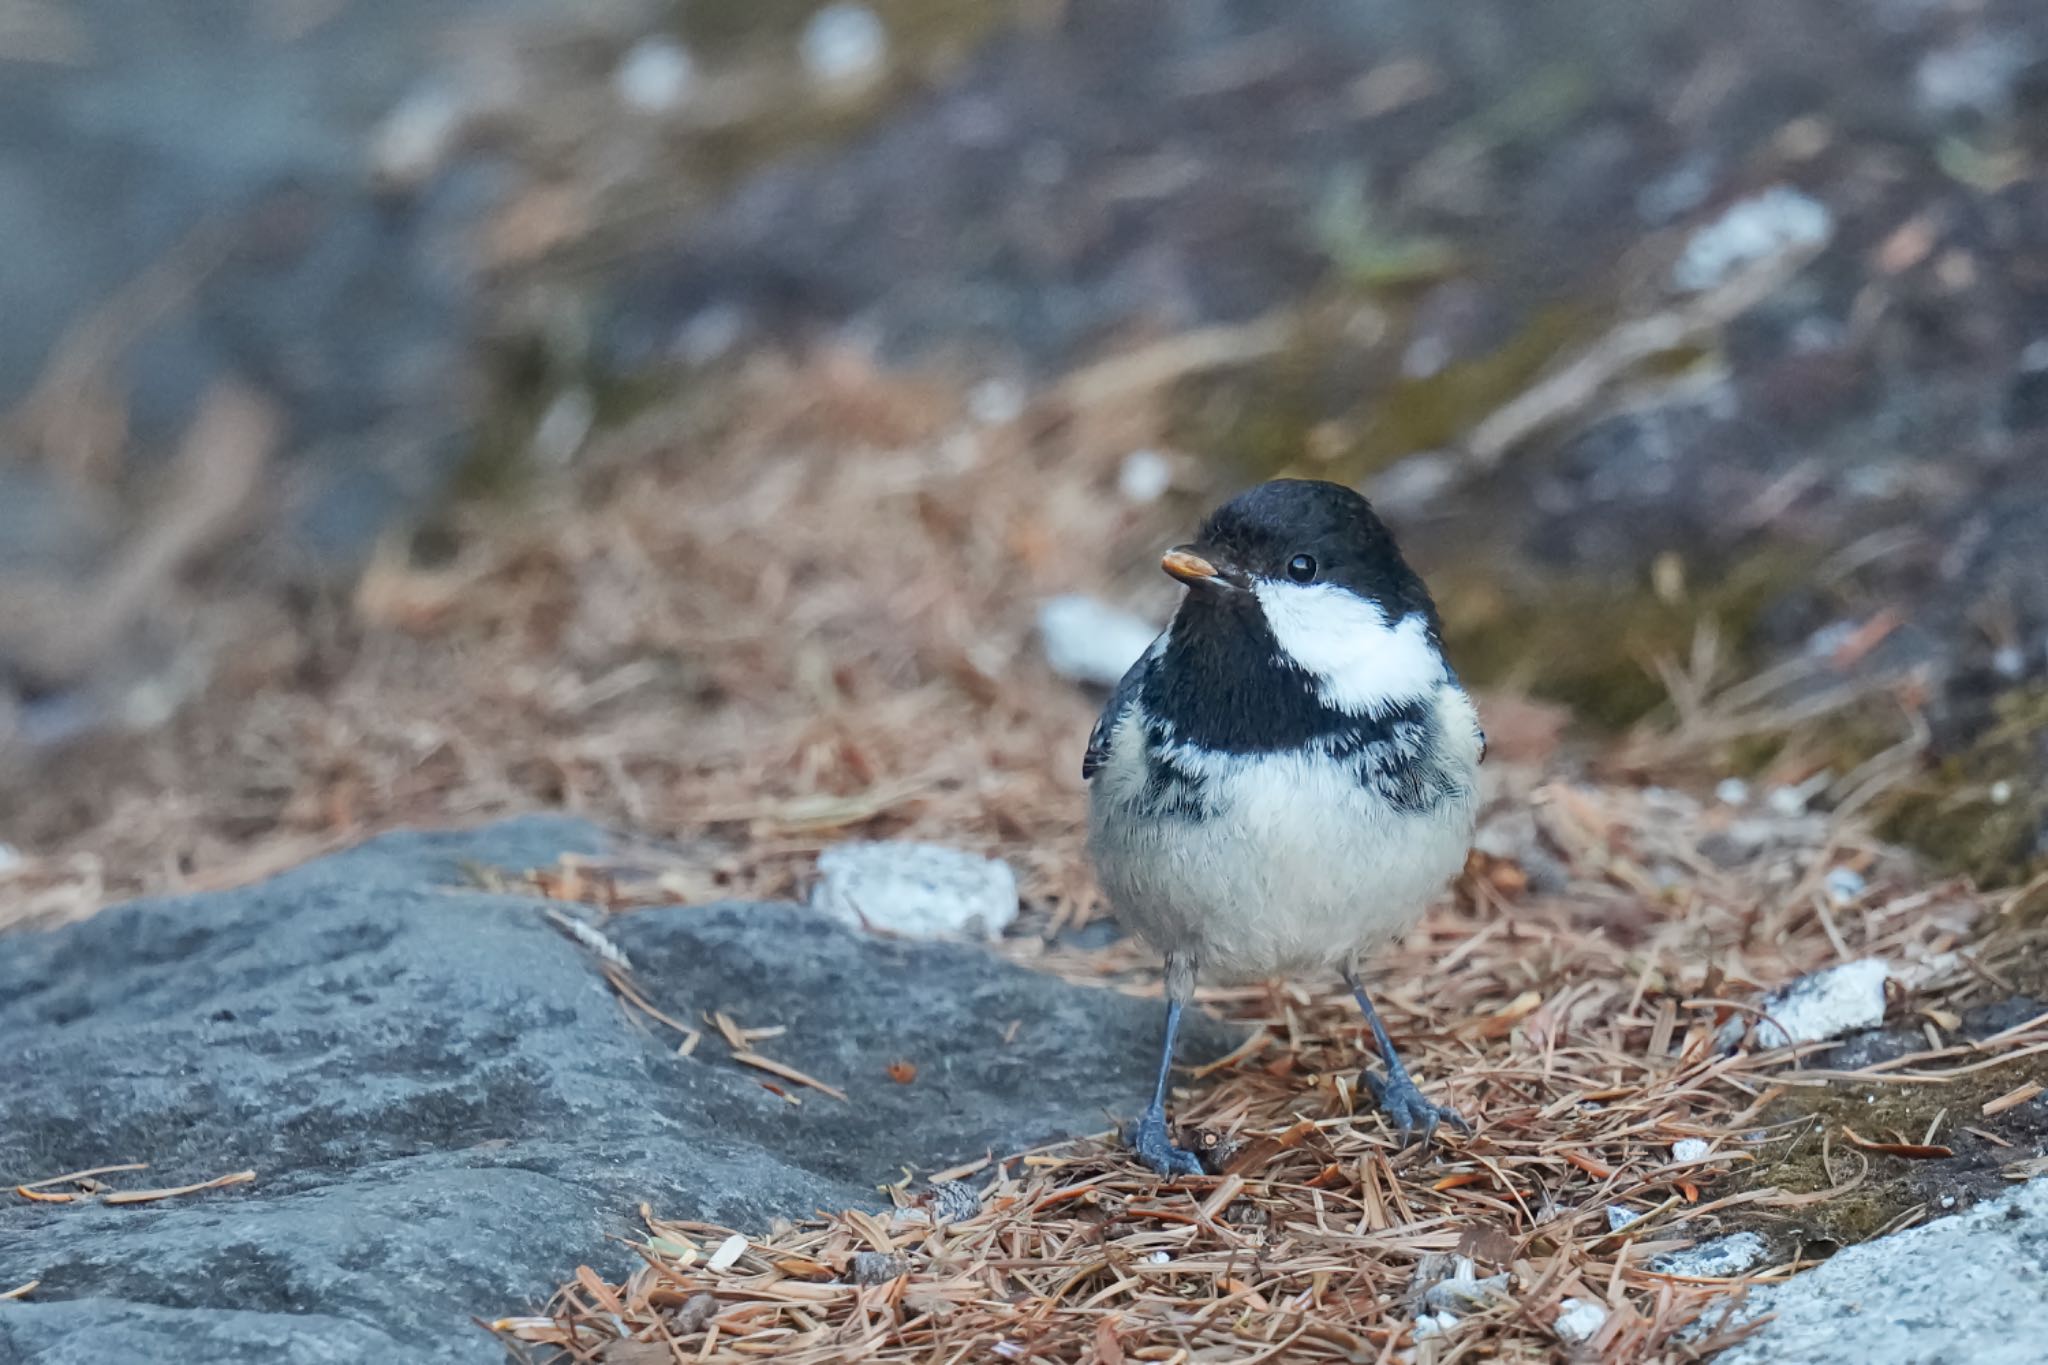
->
1145 479 1450 749
1164 479 1439 632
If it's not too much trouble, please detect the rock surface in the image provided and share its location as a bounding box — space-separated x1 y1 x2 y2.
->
1713 1178 2048 1365
0 818 1231 1363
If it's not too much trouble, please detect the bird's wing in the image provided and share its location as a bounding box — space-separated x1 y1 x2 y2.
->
1082 643 1157 781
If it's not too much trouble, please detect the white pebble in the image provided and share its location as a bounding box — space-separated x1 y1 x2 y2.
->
1651 1231 1768 1278
1765 785 1808 817
1037 595 1159 689
967 378 1025 427
1721 958 1890 1050
368 85 467 190
1553 1297 1608 1344
810 841 1018 941
0 842 22 875
1673 187 1833 293
1116 449 1174 504
1367 453 1459 515
1990 780 2014 806
1671 1137 1711 1163
1607 1205 1644 1233
1414 1310 1461 1339
614 37 697 115
531 388 595 468
800 3 888 89
1714 778 1751 807
678 304 745 366
1824 866 1866 905
1148 1250 1171 1264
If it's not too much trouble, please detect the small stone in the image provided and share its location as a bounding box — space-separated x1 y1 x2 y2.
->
675 1292 717 1334
1671 1137 1711 1163
1720 959 1891 1050
924 1180 981 1224
1148 1249 1171 1264
1636 156 1715 225
1116 449 1174 504
1915 33 2033 118
851 1250 908 1284
1367 453 1459 516
1673 187 1833 293
1425 1268 1523 1309
677 304 746 366
368 84 467 191
1804 620 1859 658
1990 780 2014 806
1037 595 1159 689
810 841 1019 941
1410 1253 1510 1317
1651 1231 1768 1278
1607 1205 1644 1233
1766 785 1809 818
1824 866 1867 904
1553 1297 1608 1345
1414 1311 1461 1339
532 388 595 468
967 378 1025 427
614 37 697 115
1715 778 1751 807
800 3 888 90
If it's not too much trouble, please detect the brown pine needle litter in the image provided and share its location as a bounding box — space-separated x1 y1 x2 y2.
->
0 346 2039 1356
493 772 2047 1363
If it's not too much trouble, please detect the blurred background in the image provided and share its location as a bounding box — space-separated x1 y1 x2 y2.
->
3 0 2047 926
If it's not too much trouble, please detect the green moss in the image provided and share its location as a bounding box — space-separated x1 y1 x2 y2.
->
676 0 1006 188
1171 298 1604 483
1310 172 1462 289
1725 1056 2041 1250
1433 549 1813 731
1876 688 2048 887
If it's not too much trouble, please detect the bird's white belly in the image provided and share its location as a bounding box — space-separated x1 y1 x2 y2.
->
1089 745 1477 982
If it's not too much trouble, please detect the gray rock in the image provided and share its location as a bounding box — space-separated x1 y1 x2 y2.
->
0 818 1232 1362
1711 1179 2048 1365
1652 1230 1768 1278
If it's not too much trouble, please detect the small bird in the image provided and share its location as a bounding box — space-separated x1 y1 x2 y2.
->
1084 478 1485 1176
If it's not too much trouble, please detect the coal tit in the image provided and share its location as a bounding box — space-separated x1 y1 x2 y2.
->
1085 478 1485 1176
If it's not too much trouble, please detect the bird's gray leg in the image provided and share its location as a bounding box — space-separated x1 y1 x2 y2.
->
1129 954 1204 1178
1343 968 1470 1148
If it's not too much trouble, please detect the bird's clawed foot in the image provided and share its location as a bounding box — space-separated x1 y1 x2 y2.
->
1361 1068 1471 1150
1127 1103 1205 1179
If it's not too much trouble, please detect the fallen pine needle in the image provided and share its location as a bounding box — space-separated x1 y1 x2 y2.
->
543 909 632 970
101 1170 256 1204
0 1280 37 1301
731 1051 849 1102
14 1162 149 1191
1981 1080 2044 1117
1839 1127 1953 1160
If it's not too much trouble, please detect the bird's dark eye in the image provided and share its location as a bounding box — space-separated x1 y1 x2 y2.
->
1286 553 1317 583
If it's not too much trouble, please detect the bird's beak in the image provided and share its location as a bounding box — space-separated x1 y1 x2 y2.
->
1162 544 1237 589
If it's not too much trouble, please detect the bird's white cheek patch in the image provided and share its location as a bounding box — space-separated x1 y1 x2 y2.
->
1251 580 1446 716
